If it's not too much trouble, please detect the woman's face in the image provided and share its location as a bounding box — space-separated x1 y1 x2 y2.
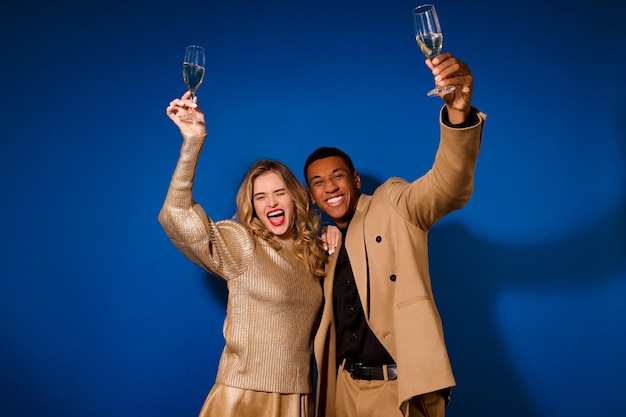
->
252 171 295 239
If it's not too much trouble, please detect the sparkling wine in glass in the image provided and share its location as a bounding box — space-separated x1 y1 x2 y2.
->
181 45 205 120
412 4 455 97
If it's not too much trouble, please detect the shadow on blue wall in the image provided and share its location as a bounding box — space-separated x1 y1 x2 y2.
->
430 106 626 417
428 191 625 415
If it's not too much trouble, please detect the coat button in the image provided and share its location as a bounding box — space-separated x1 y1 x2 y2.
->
376 236 382 242
389 274 397 282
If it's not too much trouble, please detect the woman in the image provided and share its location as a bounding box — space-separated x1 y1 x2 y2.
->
159 92 335 417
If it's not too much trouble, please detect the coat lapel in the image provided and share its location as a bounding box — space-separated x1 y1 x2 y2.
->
345 194 371 318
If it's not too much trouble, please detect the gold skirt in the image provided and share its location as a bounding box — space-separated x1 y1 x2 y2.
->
198 383 313 417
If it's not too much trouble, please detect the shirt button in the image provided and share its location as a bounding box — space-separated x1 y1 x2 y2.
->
352 333 358 339
389 274 397 282
376 236 382 243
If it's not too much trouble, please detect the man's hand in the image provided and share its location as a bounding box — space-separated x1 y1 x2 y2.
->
426 53 473 124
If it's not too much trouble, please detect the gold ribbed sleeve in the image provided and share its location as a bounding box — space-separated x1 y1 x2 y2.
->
159 133 323 394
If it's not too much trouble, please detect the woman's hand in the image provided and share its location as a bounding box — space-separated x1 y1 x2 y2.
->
321 225 341 255
166 91 207 137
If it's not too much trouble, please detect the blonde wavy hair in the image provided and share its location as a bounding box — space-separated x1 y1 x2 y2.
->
236 159 326 279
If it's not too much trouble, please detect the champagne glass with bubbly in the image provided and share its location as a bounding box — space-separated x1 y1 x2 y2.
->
412 4 455 97
181 45 206 120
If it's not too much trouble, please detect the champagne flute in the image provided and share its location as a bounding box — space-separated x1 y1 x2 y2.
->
412 4 455 97
180 45 206 120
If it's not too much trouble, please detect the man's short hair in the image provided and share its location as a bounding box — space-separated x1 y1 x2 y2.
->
304 147 356 183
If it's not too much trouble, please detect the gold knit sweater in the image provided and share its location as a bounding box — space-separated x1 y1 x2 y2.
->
158 134 323 394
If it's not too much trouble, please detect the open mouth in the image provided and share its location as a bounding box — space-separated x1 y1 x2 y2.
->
267 209 285 226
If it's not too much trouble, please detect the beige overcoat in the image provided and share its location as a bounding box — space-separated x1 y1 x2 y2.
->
314 109 486 417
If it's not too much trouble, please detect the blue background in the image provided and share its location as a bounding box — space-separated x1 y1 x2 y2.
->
1 1 625 416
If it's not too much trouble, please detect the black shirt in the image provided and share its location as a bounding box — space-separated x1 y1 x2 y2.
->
334 228 394 366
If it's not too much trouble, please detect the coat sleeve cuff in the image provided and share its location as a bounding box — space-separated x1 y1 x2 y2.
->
441 106 481 128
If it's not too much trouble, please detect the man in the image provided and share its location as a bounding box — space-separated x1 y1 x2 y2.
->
304 52 486 417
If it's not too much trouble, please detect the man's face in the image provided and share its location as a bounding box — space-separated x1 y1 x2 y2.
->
306 156 361 228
